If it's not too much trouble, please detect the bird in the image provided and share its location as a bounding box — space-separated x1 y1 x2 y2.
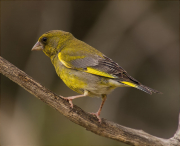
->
32 30 161 123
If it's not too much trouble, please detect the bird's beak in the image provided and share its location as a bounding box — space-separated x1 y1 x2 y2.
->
32 41 43 51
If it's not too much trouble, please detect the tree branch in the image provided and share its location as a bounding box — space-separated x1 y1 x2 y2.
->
0 56 179 146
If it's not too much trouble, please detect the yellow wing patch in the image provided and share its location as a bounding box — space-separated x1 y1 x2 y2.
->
121 81 137 87
58 52 86 69
58 52 71 68
85 67 116 78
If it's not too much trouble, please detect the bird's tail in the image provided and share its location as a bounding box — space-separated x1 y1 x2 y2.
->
121 81 162 95
136 84 162 95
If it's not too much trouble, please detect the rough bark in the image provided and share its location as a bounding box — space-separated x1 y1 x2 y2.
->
0 56 179 146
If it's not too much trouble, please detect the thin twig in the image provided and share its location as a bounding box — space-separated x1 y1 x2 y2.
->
0 56 179 146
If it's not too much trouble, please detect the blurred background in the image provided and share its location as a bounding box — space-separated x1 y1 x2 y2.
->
1 1 179 146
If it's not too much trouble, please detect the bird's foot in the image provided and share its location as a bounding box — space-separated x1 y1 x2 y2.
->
60 96 73 108
90 112 101 123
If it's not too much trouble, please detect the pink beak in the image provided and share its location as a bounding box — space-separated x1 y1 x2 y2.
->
32 41 43 51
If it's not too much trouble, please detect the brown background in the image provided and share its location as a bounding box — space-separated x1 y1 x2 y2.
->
1 1 179 146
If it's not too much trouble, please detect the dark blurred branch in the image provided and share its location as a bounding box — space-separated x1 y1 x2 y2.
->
0 56 179 146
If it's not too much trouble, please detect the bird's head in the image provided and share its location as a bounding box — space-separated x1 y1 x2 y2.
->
32 30 73 58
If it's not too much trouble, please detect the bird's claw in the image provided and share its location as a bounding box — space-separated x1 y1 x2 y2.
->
90 112 102 123
60 96 73 108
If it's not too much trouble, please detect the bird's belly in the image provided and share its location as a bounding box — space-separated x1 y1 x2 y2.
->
54 63 117 97
86 84 116 97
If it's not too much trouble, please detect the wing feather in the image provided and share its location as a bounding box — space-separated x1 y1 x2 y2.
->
58 47 141 85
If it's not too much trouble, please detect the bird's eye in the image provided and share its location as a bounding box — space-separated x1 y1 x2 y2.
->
42 37 47 43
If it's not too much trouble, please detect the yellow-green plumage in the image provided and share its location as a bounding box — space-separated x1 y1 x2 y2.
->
52 55 86 94
32 30 161 122
52 53 118 97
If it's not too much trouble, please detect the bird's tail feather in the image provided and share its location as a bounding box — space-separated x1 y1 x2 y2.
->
121 81 162 95
136 85 162 95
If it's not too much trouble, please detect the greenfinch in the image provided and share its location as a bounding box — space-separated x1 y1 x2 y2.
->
32 30 161 123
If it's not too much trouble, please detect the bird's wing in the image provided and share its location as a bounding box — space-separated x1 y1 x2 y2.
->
59 48 162 94
58 47 140 84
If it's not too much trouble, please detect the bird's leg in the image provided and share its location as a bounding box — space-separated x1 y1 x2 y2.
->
91 94 107 123
60 90 88 108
